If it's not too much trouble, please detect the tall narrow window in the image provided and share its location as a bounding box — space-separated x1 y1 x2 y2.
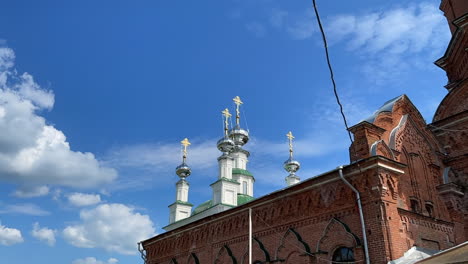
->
425 203 434 217
410 199 420 213
243 181 248 194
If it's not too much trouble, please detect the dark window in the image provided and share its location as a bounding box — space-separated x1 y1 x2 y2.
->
425 203 434 217
332 247 355 263
410 199 420 213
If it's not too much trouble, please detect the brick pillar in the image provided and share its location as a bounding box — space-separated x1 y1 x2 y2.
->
436 183 466 242
348 122 386 162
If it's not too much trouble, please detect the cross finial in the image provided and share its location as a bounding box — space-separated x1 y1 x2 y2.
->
222 108 232 137
181 138 191 162
233 96 243 126
287 131 294 159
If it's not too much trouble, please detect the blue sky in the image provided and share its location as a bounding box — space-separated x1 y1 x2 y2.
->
0 1 451 263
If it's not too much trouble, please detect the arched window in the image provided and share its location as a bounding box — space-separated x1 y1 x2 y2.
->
332 247 355 263
243 181 248 194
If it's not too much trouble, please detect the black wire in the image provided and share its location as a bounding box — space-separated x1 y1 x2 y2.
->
311 0 354 144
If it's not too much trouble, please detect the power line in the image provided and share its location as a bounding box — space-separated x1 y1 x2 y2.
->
311 0 354 145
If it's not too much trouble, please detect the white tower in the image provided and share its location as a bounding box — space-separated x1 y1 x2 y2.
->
211 108 239 206
229 96 254 197
284 131 301 186
168 138 193 224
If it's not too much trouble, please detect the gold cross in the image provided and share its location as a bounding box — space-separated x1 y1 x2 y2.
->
233 96 243 106
181 138 191 160
233 96 243 125
222 108 232 118
222 108 231 136
286 131 294 158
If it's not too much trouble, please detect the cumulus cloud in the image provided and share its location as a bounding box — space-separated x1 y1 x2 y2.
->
106 139 218 172
31 222 56 246
0 203 50 216
13 185 49 198
325 2 450 85
72 257 118 264
0 47 117 188
327 3 447 53
0 222 23 246
63 203 155 255
68 193 102 207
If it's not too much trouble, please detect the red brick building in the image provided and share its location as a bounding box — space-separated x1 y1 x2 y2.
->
140 1 468 263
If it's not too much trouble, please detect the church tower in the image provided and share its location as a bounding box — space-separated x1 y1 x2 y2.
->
211 97 254 208
229 96 254 198
168 138 193 224
284 131 301 186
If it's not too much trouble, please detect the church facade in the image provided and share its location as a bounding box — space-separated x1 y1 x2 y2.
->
140 1 468 263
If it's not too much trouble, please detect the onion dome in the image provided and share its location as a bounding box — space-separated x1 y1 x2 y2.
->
217 137 235 153
218 108 236 153
176 162 191 180
284 158 301 174
228 125 249 146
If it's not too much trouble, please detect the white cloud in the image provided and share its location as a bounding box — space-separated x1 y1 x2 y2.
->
0 47 117 188
286 9 315 40
72 257 118 264
63 203 155 255
68 193 102 207
105 139 218 172
268 8 316 40
0 222 23 246
328 3 448 53
246 22 267 37
0 203 50 216
31 222 56 246
13 185 49 198
325 2 450 85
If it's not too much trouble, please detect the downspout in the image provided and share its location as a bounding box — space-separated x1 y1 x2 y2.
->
338 166 370 264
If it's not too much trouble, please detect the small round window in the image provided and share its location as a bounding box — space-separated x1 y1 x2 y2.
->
332 247 355 263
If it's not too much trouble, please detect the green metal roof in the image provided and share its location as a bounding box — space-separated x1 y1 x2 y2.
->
232 168 254 177
192 200 212 215
209 177 240 186
237 194 254 205
168 200 193 207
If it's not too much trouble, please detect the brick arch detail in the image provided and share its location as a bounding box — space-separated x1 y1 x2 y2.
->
214 245 237 264
240 237 271 264
186 253 200 264
316 217 361 255
275 228 312 261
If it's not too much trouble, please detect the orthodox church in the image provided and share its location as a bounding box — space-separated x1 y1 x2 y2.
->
140 1 468 263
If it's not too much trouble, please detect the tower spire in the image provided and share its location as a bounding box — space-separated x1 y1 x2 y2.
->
181 138 191 164
284 131 301 186
222 108 232 138
233 96 243 126
287 131 295 159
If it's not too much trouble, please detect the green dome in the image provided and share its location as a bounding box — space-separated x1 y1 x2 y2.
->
193 200 213 215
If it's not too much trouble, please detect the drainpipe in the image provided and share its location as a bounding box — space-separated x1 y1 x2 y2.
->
338 166 370 264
